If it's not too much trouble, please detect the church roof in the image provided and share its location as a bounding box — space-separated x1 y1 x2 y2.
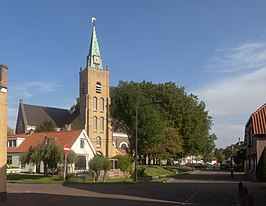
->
19 100 73 129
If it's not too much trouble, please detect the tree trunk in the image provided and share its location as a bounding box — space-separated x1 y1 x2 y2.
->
44 162 48 176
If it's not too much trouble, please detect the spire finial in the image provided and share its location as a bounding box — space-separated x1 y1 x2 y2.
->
91 17 96 25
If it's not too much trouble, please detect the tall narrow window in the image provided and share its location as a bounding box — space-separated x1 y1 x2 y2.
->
80 139 85 148
100 98 104 111
93 116 97 131
100 117 104 132
93 97 97 111
96 82 102 93
96 136 101 147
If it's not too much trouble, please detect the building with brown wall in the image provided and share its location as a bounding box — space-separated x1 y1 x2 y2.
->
0 64 8 200
245 102 266 180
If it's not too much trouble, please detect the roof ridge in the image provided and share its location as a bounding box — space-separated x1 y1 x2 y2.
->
23 103 72 111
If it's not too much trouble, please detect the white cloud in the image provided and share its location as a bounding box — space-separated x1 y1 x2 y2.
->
9 81 61 100
207 41 266 73
196 40 266 148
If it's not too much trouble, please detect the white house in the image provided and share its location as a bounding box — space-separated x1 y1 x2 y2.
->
7 129 95 173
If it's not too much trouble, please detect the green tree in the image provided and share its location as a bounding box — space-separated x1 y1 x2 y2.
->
20 136 76 176
234 146 246 166
36 120 55 132
110 81 214 160
202 134 217 163
256 146 266 181
214 148 225 164
152 127 183 165
89 155 111 181
7 126 14 135
116 155 133 174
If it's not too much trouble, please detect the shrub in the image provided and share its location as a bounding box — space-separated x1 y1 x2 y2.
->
116 155 133 174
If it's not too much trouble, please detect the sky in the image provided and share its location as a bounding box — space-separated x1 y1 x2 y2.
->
1 0 266 148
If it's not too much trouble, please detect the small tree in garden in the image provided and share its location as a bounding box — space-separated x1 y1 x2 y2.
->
116 155 133 175
256 146 266 181
89 155 111 181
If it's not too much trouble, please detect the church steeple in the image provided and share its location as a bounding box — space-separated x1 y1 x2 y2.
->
87 17 103 69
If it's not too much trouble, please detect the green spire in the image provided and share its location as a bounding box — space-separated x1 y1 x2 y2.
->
88 17 103 69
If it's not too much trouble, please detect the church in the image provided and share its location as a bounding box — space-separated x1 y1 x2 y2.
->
15 18 128 158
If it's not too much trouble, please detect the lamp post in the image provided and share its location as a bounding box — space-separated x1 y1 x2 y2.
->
135 100 162 183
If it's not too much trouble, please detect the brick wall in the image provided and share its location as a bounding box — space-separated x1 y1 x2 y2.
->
0 65 8 200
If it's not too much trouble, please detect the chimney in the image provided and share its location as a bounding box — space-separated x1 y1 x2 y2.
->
0 64 8 93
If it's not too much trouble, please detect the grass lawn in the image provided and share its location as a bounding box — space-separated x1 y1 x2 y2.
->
7 165 192 184
144 166 173 177
7 173 63 183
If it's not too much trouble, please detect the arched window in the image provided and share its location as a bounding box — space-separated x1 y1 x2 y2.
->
96 82 101 93
96 136 101 147
119 142 129 150
93 116 97 131
100 117 104 131
96 151 103 156
93 97 97 110
100 98 104 111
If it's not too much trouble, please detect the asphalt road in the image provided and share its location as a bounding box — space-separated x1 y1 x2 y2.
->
3 170 266 206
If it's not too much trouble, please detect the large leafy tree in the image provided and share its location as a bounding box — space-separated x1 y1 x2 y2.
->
110 81 214 160
150 127 183 164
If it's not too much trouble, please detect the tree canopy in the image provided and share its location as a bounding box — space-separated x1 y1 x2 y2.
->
110 81 215 160
36 120 56 132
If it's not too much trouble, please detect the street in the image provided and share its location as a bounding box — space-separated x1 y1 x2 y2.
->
3 170 266 206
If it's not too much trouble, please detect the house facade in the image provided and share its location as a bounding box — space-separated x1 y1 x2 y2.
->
7 130 96 173
245 102 266 180
14 18 126 158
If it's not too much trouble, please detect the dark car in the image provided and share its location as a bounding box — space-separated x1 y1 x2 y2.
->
220 164 229 170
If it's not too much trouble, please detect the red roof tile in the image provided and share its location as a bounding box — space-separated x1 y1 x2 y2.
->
252 103 266 135
8 130 83 153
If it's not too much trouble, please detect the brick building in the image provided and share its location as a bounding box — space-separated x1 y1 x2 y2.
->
245 102 266 180
0 64 8 200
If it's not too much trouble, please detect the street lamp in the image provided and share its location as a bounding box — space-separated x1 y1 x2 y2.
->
135 100 162 182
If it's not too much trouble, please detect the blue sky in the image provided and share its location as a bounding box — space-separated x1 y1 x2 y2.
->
1 0 266 148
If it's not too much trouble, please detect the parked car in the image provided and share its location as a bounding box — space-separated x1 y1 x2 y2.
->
220 164 230 170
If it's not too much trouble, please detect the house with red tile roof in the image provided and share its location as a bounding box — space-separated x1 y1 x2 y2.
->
7 129 96 173
245 102 266 180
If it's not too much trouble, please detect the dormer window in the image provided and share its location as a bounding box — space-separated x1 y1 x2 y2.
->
8 140 17 148
96 82 101 93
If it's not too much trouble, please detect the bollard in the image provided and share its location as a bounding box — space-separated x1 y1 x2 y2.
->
246 194 253 206
240 187 248 206
239 181 243 198
231 170 234 179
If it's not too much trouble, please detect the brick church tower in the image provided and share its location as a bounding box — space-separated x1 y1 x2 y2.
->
78 18 114 157
0 64 8 201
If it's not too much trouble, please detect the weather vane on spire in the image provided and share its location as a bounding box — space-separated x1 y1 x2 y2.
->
92 17 96 25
